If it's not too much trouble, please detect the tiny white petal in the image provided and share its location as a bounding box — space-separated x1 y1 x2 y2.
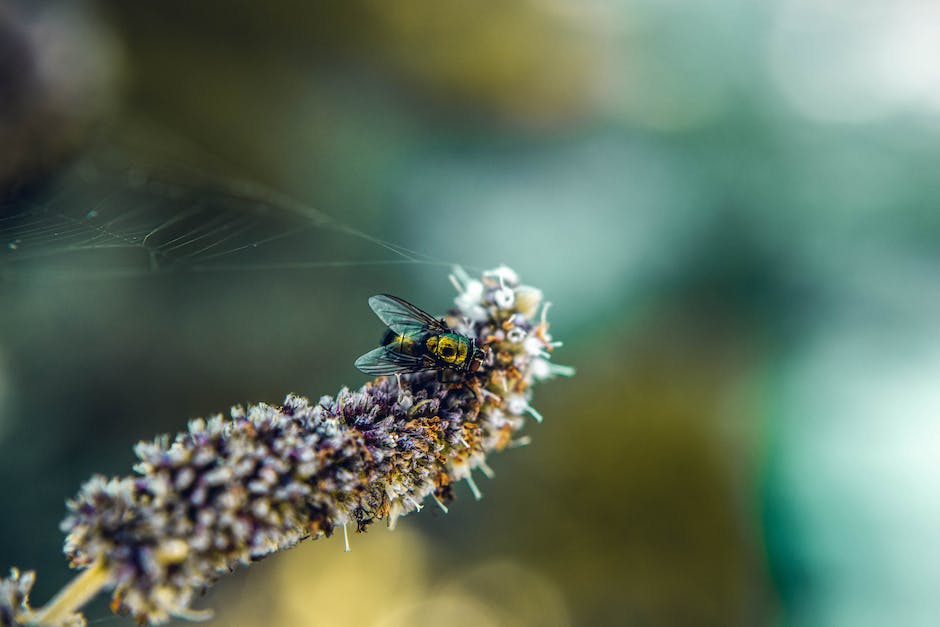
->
523 335 543 356
493 287 515 309
506 394 528 416
530 358 552 380
507 327 527 343
484 265 519 286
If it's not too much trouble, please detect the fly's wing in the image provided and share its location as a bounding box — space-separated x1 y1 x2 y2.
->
368 294 449 334
354 345 431 375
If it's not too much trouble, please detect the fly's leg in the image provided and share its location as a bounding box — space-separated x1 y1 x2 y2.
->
395 373 408 404
437 368 485 406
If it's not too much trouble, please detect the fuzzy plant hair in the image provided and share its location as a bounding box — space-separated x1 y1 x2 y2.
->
0 266 572 627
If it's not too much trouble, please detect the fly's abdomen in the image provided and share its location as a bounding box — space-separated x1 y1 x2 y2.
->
382 328 425 357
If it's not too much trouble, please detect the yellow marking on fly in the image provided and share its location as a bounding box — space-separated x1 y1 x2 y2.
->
426 334 468 365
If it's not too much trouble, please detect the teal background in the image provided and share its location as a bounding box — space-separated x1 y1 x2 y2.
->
2 1 939 625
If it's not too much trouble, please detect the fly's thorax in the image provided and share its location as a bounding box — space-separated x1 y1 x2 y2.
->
425 332 470 368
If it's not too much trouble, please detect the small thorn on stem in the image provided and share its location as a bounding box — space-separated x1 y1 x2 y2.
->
432 494 449 514
508 435 532 449
465 474 483 501
525 404 544 423
172 606 215 622
550 363 576 377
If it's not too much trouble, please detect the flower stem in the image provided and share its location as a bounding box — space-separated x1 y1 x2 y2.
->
29 559 109 627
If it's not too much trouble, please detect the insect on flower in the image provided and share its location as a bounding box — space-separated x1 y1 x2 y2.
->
355 294 486 377
28 267 567 627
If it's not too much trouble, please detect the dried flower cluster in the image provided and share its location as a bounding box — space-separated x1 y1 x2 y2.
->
1 569 33 627
1 567 87 627
12 266 570 626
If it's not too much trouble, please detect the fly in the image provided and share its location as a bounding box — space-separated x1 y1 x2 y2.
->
354 294 486 377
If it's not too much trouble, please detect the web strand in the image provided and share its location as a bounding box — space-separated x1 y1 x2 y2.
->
0 149 465 281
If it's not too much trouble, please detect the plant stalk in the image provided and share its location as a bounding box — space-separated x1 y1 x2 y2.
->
28 559 109 627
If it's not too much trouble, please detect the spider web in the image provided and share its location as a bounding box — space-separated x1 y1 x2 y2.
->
0 144 455 282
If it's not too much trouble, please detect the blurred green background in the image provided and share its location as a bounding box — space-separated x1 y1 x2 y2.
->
2 1 940 625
